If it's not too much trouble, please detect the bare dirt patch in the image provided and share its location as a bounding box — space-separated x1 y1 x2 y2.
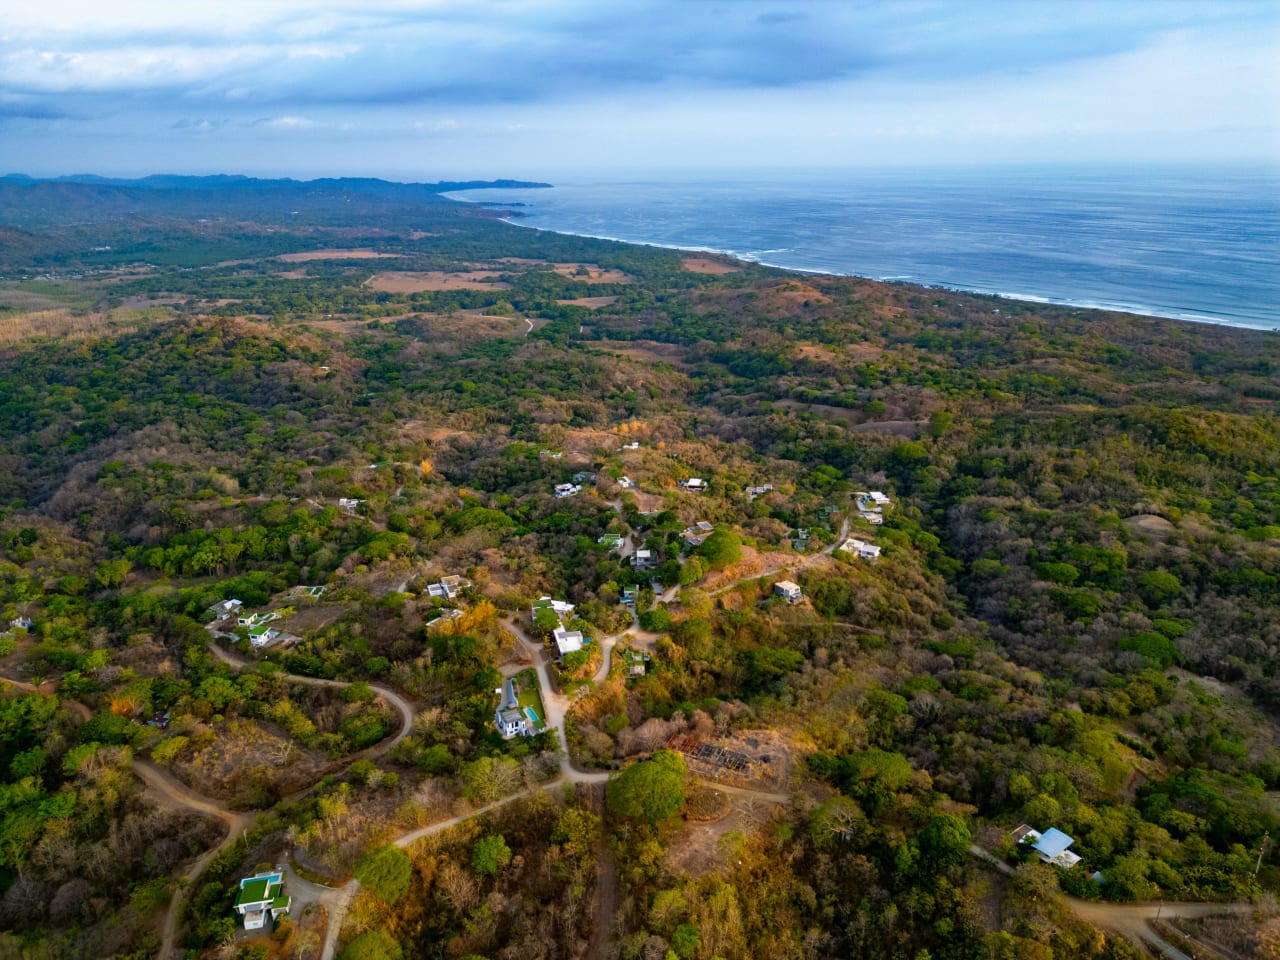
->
556 296 619 308
681 256 741 275
365 270 511 293
666 730 794 792
276 249 403 262
628 490 665 514
666 794 777 877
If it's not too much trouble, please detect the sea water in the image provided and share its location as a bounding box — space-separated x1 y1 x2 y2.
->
448 167 1280 331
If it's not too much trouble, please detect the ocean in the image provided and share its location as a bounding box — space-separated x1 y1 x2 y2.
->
448 167 1280 331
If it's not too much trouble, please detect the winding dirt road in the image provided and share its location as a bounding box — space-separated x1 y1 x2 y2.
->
134 638 419 960
967 844 1256 959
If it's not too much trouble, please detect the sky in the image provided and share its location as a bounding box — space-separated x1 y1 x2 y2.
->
1 0 1277 180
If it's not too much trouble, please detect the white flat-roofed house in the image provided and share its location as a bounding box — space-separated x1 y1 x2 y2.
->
839 537 881 560
427 574 470 600
680 478 707 491
630 548 656 570
533 596 576 617
554 483 581 498
249 627 282 648
553 625 585 659
774 580 803 603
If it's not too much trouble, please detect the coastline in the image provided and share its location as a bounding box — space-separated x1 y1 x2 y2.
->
500 215 1277 333
443 186 1279 333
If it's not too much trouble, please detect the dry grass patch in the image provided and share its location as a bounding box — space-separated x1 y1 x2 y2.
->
365 270 510 293
556 295 619 308
850 418 922 438
0 306 169 347
172 719 329 808
681 256 741 275
1124 514 1176 538
276 249 403 262
595 339 694 369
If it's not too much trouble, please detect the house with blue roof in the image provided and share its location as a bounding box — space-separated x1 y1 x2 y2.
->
1012 823 1082 868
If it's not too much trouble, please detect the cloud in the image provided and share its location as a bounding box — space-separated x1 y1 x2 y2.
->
258 115 315 129
0 2 1275 175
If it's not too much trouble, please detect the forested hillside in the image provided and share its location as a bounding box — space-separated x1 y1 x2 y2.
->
0 179 1277 960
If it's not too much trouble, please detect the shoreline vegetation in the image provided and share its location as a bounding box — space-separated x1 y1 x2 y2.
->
0 171 1278 960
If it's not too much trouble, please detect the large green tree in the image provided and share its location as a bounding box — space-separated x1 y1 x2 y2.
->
353 844 412 904
606 750 687 824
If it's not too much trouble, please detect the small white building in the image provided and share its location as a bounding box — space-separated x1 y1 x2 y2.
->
338 497 364 513
618 476 636 489
630 549 655 570
746 484 774 499
774 580 804 603
553 625 585 659
554 483 581 498
680 478 707 492
621 441 640 450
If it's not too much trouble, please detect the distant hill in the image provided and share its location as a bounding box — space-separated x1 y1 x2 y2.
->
0 174 550 231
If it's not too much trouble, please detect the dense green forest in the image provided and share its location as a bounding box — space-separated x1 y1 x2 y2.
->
0 177 1277 960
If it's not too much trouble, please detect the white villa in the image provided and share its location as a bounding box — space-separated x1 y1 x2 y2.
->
249 627 282 648
680 478 708 492
233 870 290 929
839 537 882 560
426 574 470 600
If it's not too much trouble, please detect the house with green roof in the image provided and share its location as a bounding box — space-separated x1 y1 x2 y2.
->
233 869 290 930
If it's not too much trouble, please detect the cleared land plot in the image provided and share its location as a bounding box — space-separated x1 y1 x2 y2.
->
366 270 511 293
681 256 741 275
596 339 694 369
276 249 404 262
497 258 633 284
665 730 793 791
556 296 619 308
